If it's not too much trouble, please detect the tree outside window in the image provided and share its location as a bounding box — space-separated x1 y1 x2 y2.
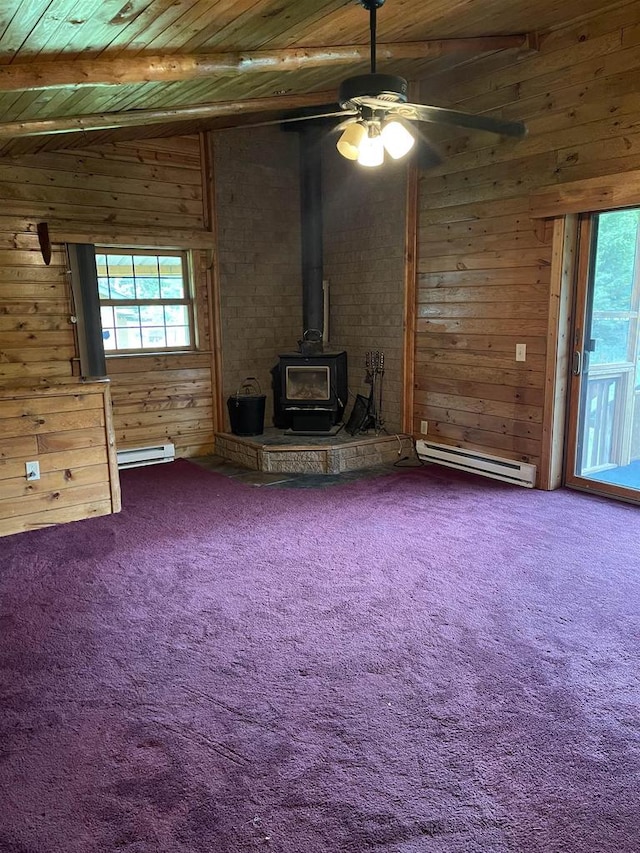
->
590 209 640 383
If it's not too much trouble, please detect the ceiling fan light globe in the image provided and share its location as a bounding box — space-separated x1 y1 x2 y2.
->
357 132 384 167
336 122 367 160
381 120 415 159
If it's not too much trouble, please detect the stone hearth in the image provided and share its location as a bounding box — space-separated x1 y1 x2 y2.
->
215 428 408 475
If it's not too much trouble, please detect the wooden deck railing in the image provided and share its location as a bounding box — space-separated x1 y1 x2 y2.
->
581 365 637 474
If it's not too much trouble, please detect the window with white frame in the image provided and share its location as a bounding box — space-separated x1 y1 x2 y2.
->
96 249 194 353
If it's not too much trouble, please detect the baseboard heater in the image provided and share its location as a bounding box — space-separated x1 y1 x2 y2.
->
116 443 175 470
416 440 536 488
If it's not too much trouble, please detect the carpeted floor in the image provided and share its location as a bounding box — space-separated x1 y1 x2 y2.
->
1 460 639 852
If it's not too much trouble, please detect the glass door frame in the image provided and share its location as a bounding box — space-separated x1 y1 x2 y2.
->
564 212 640 504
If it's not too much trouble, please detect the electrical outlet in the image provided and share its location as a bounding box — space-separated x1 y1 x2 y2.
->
25 461 40 481
515 343 527 362
420 420 429 435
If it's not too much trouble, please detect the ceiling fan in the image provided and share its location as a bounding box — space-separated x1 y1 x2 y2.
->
278 0 527 167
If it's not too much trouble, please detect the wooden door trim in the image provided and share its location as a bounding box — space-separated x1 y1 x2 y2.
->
539 214 577 489
402 153 419 435
564 476 640 505
564 215 593 491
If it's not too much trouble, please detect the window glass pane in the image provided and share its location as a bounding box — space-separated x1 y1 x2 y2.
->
159 256 184 298
98 249 192 354
164 305 188 326
135 276 160 300
158 256 182 276
133 255 159 278
115 306 140 327
140 305 164 325
590 317 631 365
100 306 114 327
107 255 133 278
166 326 190 347
110 277 135 299
141 327 167 348
592 209 640 311
160 277 185 299
116 327 141 350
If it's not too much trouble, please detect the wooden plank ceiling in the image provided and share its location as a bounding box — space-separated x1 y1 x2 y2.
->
0 0 622 155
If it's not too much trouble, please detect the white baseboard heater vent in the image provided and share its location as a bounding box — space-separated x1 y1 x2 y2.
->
416 440 536 488
116 443 175 470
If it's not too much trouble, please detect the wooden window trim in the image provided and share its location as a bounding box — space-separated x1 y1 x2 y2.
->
530 170 640 219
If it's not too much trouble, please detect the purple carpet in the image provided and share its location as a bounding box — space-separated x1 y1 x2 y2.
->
1 460 639 852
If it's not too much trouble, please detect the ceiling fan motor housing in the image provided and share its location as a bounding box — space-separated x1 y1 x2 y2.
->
338 74 408 109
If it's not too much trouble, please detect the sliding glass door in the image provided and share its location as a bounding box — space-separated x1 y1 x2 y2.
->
566 208 640 502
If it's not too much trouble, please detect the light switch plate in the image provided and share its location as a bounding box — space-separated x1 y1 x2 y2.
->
515 343 527 362
25 461 40 480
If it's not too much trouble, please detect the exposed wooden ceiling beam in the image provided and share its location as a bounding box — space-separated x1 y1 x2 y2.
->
0 36 532 91
0 91 339 138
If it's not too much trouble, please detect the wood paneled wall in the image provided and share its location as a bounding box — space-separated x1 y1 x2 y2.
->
0 135 217 460
414 0 640 475
0 382 120 536
0 217 74 387
104 246 216 459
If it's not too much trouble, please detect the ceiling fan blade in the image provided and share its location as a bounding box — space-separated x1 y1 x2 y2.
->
361 97 526 138
235 108 358 130
408 101 527 138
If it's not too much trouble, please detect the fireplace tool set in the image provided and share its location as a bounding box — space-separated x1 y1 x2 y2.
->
345 350 387 435
364 350 385 433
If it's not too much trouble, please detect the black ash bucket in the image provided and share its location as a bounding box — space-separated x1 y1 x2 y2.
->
227 377 266 436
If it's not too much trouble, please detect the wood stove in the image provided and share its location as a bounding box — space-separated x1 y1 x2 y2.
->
272 351 347 433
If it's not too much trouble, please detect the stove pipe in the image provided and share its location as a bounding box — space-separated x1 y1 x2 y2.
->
298 127 324 337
